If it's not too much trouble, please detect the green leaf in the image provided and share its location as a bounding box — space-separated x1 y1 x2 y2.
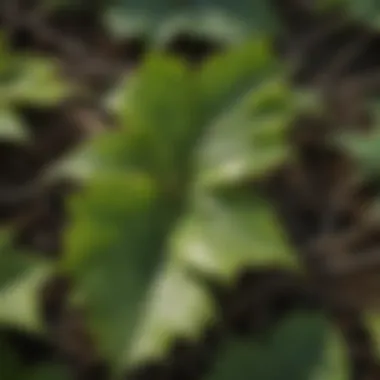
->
128 260 215 367
60 42 295 375
192 39 301 188
0 35 71 145
173 192 300 284
81 56 196 190
4 56 71 105
105 0 278 42
205 312 328 380
0 240 53 333
195 79 294 188
88 40 283 186
0 49 68 106
311 327 348 380
197 39 278 117
0 109 29 141
0 230 53 335
337 128 380 180
110 40 282 180
333 0 380 28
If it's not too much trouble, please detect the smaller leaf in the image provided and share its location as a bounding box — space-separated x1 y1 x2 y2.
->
337 128 380 180
0 109 29 141
7 56 71 105
0 257 53 333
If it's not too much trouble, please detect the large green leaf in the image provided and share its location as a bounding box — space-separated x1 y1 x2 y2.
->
63 40 284 184
59 57 196 371
60 41 296 375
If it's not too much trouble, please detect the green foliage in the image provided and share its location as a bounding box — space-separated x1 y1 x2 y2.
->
321 0 380 27
339 129 380 179
206 313 347 380
105 0 278 44
0 232 53 333
129 261 215 365
53 40 307 377
173 192 299 283
337 101 380 180
0 4 371 378
0 35 71 141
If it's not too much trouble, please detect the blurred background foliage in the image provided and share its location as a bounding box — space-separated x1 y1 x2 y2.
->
2 1 380 380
